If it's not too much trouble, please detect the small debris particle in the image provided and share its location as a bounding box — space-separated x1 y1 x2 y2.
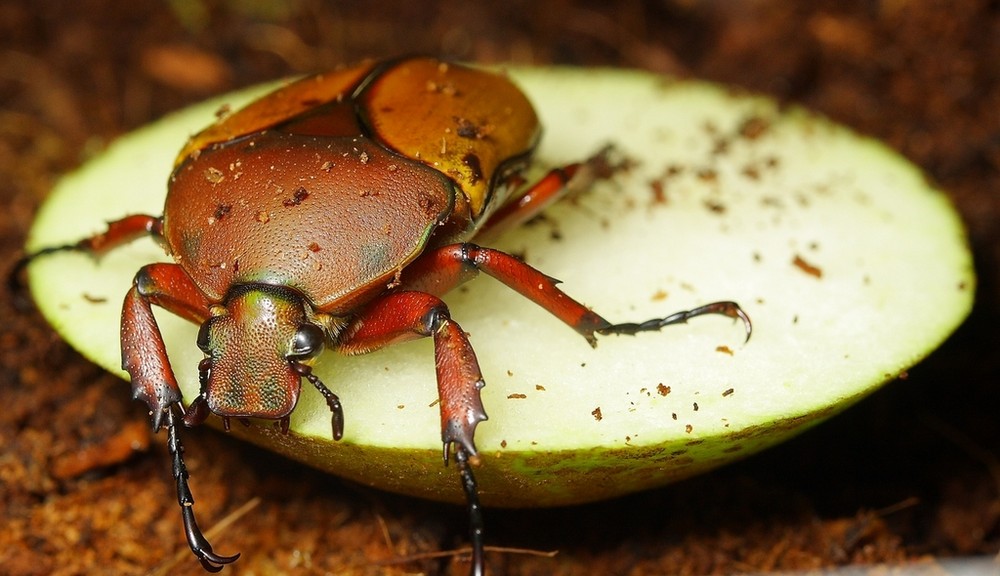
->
792 254 823 278
456 119 478 138
703 199 726 213
697 168 718 182
462 152 483 184
693 402 699 412
722 388 735 397
716 345 734 355
500 440 507 448
82 293 107 304
712 137 730 156
397 405 405 409
657 383 671 396
649 179 667 204
256 211 270 223
507 393 527 399
535 384 546 391
898 371 909 380
359 151 369 164
282 187 310 207
426 79 458 96
685 424 693 433
321 160 335 171
739 115 770 140
591 407 603 421
651 289 668 301
204 166 224 184
308 242 321 252
506 370 514 377
672 413 678 420
213 203 232 221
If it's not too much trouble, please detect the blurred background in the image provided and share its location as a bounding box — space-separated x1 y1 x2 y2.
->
1 1 998 574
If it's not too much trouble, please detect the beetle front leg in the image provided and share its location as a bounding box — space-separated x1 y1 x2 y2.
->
341 291 488 575
119 262 237 570
121 262 213 429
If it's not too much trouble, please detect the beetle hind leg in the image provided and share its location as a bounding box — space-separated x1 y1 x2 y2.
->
165 408 240 572
403 243 752 347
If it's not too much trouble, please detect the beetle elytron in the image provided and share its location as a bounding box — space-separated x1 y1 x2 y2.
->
23 57 750 575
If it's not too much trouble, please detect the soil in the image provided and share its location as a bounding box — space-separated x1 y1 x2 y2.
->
2 1 998 575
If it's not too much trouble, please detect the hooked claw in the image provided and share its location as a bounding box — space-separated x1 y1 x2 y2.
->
597 300 752 343
165 408 240 571
181 504 241 572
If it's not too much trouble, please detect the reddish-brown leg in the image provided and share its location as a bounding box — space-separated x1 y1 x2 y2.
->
401 243 752 346
121 262 213 428
339 290 487 576
27 213 162 259
10 214 163 294
342 290 487 459
477 146 620 241
120 262 237 572
16 217 237 570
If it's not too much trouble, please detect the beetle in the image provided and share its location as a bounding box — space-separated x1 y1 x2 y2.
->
21 57 750 575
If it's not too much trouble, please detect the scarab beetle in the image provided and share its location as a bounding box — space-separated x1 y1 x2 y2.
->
22 57 750 575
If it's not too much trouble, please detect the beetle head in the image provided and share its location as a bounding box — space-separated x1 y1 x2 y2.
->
193 284 325 424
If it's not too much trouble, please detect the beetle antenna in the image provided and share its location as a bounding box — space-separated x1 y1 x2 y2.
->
294 363 345 441
454 448 486 576
597 300 752 343
165 407 240 572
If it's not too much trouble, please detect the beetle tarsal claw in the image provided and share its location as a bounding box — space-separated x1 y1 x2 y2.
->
596 300 753 343
164 408 240 571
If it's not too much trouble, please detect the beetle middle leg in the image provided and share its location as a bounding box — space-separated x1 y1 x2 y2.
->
340 290 488 575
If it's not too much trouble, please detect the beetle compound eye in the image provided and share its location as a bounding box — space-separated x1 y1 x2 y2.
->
290 324 325 361
196 320 212 353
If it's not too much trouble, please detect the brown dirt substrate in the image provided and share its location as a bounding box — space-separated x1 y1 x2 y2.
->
2 2 998 574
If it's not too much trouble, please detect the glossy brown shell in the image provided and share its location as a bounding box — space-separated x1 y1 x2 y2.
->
163 57 540 311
